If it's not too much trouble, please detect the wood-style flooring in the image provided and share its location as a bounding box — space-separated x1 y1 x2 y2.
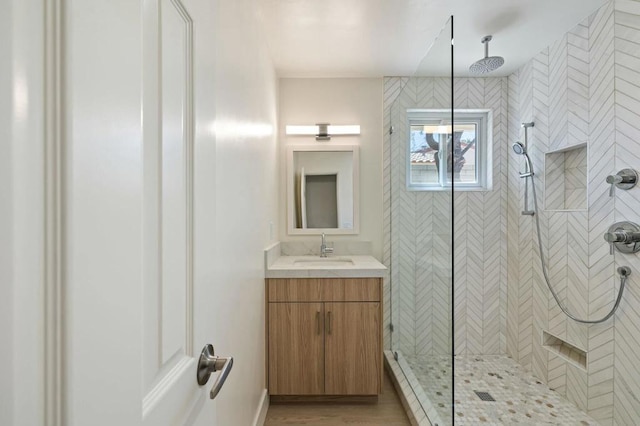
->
264 372 411 425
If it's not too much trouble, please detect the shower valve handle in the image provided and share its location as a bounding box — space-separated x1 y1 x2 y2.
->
606 169 637 197
607 175 622 196
604 231 640 244
604 221 640 254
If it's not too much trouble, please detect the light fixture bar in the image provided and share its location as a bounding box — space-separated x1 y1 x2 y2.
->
316 123 330 141
285 124 360 140
285 125 317 135
327 125 360 135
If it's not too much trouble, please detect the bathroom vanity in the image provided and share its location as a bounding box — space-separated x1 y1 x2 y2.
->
265 253 386 400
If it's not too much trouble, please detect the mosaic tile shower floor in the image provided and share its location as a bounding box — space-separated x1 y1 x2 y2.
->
403 354 598 425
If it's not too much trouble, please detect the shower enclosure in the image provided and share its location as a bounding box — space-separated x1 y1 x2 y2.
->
385 2 638 424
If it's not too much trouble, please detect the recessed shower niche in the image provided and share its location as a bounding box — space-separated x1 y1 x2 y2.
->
544 143 587 211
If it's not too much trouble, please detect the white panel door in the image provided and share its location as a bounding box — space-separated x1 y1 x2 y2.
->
64 0 221 425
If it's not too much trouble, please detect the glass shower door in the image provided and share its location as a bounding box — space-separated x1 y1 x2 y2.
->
387 17 454 425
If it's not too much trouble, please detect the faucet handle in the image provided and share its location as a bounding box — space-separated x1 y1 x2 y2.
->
607 169 637 197
604 221 640 254
320 232 333 257
607 175 622 197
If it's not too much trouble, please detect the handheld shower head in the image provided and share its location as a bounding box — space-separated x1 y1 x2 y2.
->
512 141 527 155
512 142 534 178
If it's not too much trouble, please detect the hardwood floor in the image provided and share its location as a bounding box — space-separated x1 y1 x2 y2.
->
264 371 411 425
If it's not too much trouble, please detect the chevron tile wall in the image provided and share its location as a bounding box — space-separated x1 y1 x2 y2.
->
507 9 598 423
585 3 616 423
612 0 640 424
506 1 640 424
507 71 521 361
383 76 508 357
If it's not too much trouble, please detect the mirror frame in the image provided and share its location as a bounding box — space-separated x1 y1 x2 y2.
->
287 145 360 235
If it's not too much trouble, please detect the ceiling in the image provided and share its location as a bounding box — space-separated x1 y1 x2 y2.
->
258 0 609 78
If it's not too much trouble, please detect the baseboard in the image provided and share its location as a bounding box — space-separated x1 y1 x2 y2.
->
252 389 269 426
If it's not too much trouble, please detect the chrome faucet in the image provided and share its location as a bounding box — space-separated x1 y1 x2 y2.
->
320 233 333 258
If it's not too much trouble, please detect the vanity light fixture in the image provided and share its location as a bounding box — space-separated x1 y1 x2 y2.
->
285 123 360 141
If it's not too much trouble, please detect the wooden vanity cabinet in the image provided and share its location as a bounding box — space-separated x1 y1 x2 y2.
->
266 278 382 397
324 301 381 395
268 302 325 395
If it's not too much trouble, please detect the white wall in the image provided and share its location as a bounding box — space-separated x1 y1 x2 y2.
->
278 78 384 259
211 1 279 425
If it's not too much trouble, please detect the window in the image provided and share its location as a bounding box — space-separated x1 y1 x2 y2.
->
407 109 491 191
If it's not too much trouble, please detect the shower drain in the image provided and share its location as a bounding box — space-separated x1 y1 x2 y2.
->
474 391 496 401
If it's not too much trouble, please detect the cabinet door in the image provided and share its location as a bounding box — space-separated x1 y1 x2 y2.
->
268 303 324 395
324 302 381 395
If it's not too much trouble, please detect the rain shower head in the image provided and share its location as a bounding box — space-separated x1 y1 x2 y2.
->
512 141 527 155
469 35 504 75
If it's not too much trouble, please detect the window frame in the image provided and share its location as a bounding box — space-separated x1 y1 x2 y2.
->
406 109 492 191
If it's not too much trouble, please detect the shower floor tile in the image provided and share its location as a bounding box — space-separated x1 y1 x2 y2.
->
403 354 598 425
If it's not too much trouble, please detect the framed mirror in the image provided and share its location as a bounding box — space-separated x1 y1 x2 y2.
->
287 145 359 235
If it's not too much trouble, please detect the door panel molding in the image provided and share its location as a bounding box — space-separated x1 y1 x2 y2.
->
44 0 64 424
142 356 193 417
142 0 195 414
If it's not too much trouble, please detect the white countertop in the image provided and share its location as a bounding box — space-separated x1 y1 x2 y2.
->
266 255 387 278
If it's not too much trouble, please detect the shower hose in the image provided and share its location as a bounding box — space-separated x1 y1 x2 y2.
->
528 177 628 324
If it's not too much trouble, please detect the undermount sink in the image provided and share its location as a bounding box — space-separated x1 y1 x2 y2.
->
293 257 355 267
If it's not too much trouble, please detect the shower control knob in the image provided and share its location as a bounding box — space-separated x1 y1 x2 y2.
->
606 169 637 197
604 231 640 244
605 221 640 254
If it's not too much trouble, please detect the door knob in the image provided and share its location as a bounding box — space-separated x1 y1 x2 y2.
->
197 344 233 399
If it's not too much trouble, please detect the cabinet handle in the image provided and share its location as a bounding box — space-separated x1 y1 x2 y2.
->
327 311 332 334
316 311 321 335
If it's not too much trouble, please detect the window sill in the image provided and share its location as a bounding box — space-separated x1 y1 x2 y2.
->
407 186 493 192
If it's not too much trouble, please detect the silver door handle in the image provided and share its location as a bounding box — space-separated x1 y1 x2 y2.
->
197 344 234 399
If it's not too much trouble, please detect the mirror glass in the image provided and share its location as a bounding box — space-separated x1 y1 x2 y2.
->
287 145 359 235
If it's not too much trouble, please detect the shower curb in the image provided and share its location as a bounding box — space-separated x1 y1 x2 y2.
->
384 350 445 426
